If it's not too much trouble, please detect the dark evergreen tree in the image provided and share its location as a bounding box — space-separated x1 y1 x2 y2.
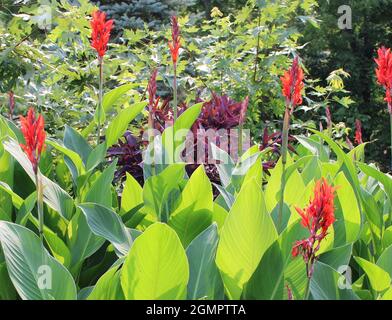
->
95 0 196 31
301 0 392 170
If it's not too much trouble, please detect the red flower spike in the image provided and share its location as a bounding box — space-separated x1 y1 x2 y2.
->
20 108 46 174
168 16 181 64
291 178 336 277
280 56 305 108
90 10 114 58
354 119 363 145
375 46 392 113
147 69 158 113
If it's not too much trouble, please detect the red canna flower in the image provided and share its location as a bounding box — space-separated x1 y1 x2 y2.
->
90 10 114 58
375 46 392 113
20 108 46 174
168 16 181 65
354 119 363 145
280 56 305 108
292 178 336 277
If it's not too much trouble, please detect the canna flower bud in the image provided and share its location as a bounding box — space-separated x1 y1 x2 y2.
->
280 56 305 108
354 119 363 145
147 69 158 113
90 10 114 58
20 108 46 175
168 16 181 65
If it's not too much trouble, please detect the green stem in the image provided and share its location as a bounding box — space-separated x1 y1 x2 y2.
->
304 275 311 300
388 112 392 228
390 112 392 171
148 113 156 176
277 106 291 230
97 57 103 146
172 63 178 163
173 64 178 122
35 173 44 242
238 124 243 159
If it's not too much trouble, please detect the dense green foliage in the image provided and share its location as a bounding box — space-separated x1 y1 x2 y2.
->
0 0 392 301
302 0 392 170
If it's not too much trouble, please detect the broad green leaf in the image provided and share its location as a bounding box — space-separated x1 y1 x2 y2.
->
295 135 329 161
3 139 74 220
86 143 107 172
103 83 139 112
169 165 213 247
121 223 189 299
242 241 284 300
105 102 147 147
308 129 362 201
87 265 124 300
79 203 133 257
357 162 392 205
284 256 307 299
0 221 77 300
143 164 185 220
210 143 234 188
377 245 392 278
333 172 361 245
84 161 117 207
381 286 392 300
383 226 392 248
121 172 143 214
161 102 203 162
0 119 14 219
47 138 85 176
0 261 17 299
264 155 305 213
67 210 106 274
319 244 353 271
216 178 277 299
24 214 71 268
63 125 92 165
310 261 358 300
212 202 228 232
0 181 23 209
16 191 37 225
186 223 223 300
81 82 138 138
354 257 391 292
94 101 106 125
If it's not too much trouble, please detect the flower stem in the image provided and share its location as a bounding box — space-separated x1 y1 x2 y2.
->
304 276 311 300
277 106 291 230
390 112 392 171
35 173 44 242
172 63 178 163
97 57 104 146
238 124 243 159
173 64 178 122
